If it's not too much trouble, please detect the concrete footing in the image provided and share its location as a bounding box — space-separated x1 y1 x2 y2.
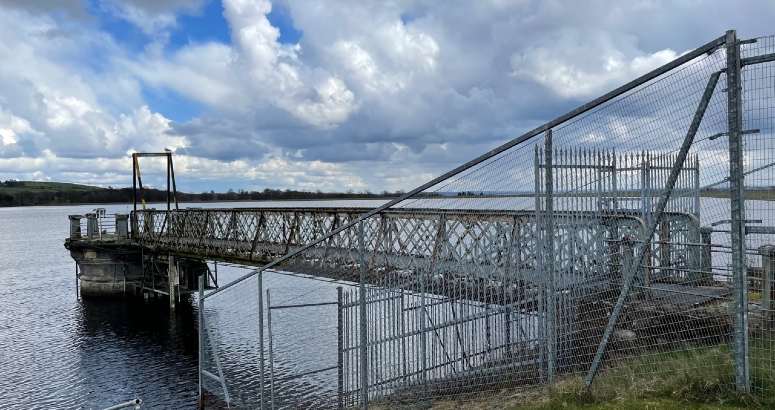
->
66 239 207 302
69 245 144 298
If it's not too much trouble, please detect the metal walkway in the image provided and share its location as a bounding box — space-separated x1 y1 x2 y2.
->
131 207 704 299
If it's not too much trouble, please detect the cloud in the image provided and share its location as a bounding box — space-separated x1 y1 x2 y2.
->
97 0 208 35
1 0 775 193
510 35 679 99
0 0 87 18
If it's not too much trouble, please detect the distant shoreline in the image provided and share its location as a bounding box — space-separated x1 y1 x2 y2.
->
0 197 397 209
3 180 774 208
0 180 405 208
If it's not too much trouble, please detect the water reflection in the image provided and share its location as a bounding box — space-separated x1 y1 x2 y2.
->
72 297 200 409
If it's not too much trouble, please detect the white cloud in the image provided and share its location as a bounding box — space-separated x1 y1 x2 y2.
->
222 0 358 128
510 31 679 99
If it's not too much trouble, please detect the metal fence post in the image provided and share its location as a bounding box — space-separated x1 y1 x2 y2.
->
267 289 276 410
337 286 344 410
258 272 266 410
534 146 545 383
760 247 775 330
544 129 556 382
198 275 205 409
700 227 713 284
358 221 369 409
726 29 750 392
420 271 428 397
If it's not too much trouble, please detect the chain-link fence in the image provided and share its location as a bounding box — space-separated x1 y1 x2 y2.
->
192 30 775 409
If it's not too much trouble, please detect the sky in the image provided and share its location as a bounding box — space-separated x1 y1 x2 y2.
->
0 0 772 194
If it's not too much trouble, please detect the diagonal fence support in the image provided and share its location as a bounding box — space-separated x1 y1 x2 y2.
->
201 299 232 405
584 69 722 388
725 29 750 392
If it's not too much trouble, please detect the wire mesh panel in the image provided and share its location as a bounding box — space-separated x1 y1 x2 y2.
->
742 34 775 398
200 274 262 409
191 30 775 409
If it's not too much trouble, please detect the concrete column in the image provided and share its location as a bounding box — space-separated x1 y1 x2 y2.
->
69 215 83 239
86 213 97 240
115 214 129 238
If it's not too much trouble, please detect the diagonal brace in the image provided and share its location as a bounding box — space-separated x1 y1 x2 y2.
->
584 70 722 388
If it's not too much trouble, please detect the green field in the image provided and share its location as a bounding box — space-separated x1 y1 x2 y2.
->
0 181 105 206
0 181 102 195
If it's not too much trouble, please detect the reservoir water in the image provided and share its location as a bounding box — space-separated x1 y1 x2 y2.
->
0 201 385 409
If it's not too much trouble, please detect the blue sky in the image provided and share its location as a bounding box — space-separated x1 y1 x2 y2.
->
0 0 773 193
88 0 303 123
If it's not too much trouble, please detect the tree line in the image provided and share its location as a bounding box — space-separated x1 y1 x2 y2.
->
0 180 407 207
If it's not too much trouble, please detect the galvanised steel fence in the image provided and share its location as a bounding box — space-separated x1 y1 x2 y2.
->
195 30 775 409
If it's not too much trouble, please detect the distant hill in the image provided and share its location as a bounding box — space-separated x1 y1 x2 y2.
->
0 181 106 206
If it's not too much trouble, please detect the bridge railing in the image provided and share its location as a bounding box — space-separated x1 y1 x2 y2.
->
132 207 703 289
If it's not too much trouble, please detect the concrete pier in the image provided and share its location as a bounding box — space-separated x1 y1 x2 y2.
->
65 210 209 305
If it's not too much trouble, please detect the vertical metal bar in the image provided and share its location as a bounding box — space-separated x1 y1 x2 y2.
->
132 153 137 213
338 286 344 410
198 275 204 409
596 162 602 212
534 146 545 383
485 307 492 361
267 289 276 410
358 222 369 409
169 153 179 210
646 155 652 224
75 263 80 300
135 155 146 210
420 272 428 397
612 149 618 212
726 29 750 392
544 130 556 382
694 156 701 219
169 255 176 309
585 69 722 388
505 305 512 359
400 292 407 387
258 272 265 410
760 247 775 330
166 154 171 212
641 154 647 220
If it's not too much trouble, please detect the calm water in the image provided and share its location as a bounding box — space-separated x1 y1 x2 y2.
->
0 201 386 410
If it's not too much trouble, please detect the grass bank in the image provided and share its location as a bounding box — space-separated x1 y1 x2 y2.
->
390 337 775 410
